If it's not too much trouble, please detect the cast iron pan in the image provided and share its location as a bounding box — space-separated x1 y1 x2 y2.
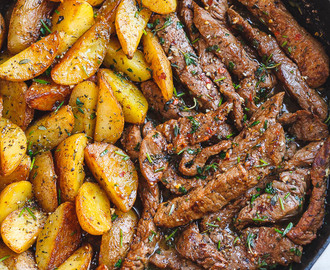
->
0 0 329 269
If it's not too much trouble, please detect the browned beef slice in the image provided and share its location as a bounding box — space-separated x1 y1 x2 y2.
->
152 13 221 110
279 110 329 141
121 179 159 270
228 8 328 121
150 248 202 270
176 223 227 269
200 0 228 23
141 80 196 120
121 125 142 160
237 0 329 88
287 136 330 245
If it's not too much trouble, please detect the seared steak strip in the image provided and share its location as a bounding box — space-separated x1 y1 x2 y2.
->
287 136 330 245
227 8 328 121
121 178 160 270
151 13 221 110
121 125 142 160
237 0 329 88
200 0 228 23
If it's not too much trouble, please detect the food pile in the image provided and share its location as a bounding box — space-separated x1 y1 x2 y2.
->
0 0 329 269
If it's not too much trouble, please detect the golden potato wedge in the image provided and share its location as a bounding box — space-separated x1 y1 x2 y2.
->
96 264 109 270
51 20 110 85
57 243 93 270
0 51 11 65
25 105 74 154
0 31 60 82
115 0 152 59
76 182 112 235
104 37 151 82
143 31 173 101
0 80 34 129
97 0 120 34
86 0 104 6
0 14 5 50
99 209 138 269
142 0 177 14
0 181 33 224
30 151 58 213
84 143 138 212
36 202 82 270
1 202 47 253
7 0 53 54
94 70 124 143
0 118 27 176
0 155 31 191
26 79 71 111
55 134 88 202
102 69 148 124
69 81 99 138
52 0 94 55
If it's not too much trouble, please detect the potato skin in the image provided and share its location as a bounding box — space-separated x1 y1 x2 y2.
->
36 202 82 270
25 105 74 154
99 209 138 269
0 14 5 50
30 151 58 213
8 0 53 54
0 80 34 129
56 243 93 270
55 133 88 202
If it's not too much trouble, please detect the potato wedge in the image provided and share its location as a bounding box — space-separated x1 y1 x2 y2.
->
0 155 31 191
7 0 53 54
0 80 34 129
30 151 58 213
69 81 99 138
86 0 104 6
0 31 60 82
25 105 74 154
102 69 148 124
99 209 138 269
0 14 5 50
26 79 71 111
97 0 121 34
103 37 151 82
0 181 33 224
115 0 152 58
52 0 94 55
51 20 110 85
84 143 138 212
76 182 112 235
141 0 177 14
55 134 88 202
0 118 27 176
143 30 173 101
0 51 11 65
1 202 47 253
57 243 93 270
36 202 82 270
94 70 124 143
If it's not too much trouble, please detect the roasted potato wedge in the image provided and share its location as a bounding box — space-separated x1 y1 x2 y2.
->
86 0 104 6
102 68 148 124
97 0 120 34
0 51 11 65
51 20 110 85
25 105 74 154
7 0 53 54
0 14 5 50
0 155 31 191
69 81 99 138
30 151 58 213
0 118 27 176
57 243 93 270
0 80 34 129
1 202 47 253
99 209 138 269
0 181 33 224
26 79 71 111
142 0 177 14
36 202 82 270
55 133 88 202
76 182 112 235
115 0 152 58
104 37 151 82
84 143 138 212
0 31 60 82
94 70 124 143
52 0 94 55
143 31 173 101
